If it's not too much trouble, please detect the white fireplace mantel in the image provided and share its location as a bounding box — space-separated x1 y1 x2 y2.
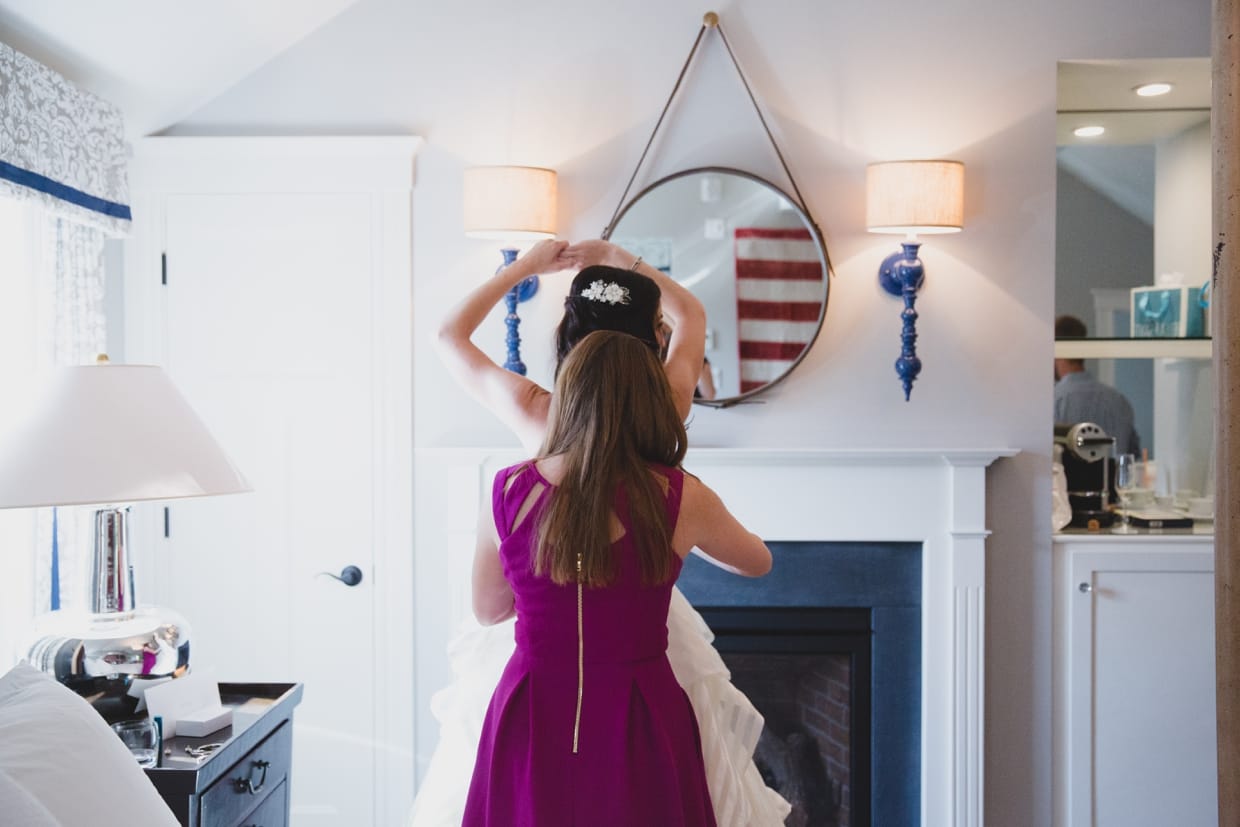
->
414 445 1018 827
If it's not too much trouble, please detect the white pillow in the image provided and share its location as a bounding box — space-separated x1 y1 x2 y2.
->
0 664 179 827
0 768 59 827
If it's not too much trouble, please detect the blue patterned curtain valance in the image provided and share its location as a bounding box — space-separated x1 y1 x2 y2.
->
0 41 131 235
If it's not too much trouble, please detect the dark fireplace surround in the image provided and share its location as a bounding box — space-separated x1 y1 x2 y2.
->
678 541 921 827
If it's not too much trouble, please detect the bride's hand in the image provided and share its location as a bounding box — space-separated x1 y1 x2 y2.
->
514 239 571 275
562 239 633 270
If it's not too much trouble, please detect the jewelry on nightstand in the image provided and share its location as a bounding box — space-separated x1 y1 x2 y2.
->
184 742 224 759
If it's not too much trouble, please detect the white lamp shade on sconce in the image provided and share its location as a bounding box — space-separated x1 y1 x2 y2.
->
866 160 965 235
463 165 558 240
0 362 250 509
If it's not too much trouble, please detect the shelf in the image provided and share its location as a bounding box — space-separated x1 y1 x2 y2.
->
1054 338 1212 359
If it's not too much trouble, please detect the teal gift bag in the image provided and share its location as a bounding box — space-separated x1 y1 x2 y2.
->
1129 285 1205 337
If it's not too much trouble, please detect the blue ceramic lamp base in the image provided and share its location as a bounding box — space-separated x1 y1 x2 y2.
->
498 247 539 375
877 241 924 401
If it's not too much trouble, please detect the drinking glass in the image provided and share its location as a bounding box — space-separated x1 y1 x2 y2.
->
111 718 159 768
1113 453 1138 534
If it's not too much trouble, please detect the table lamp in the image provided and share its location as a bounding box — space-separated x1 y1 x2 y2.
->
0 357 249 714
463 165 558 375
866 160 965 400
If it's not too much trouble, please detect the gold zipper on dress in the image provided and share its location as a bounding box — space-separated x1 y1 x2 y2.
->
573 550 583 754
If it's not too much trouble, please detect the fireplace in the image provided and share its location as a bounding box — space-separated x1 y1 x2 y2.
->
680 542 920 826
710 613 869 826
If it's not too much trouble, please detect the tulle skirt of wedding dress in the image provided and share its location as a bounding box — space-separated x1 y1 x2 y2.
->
408 587 791 826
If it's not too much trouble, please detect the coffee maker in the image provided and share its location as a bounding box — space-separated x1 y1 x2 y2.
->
1054 421 1117 528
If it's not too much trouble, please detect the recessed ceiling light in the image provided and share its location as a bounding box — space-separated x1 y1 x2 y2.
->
1073 125 1106 138
1135 82 1174 97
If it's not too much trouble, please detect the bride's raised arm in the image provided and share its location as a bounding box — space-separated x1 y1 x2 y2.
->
435 239 570 451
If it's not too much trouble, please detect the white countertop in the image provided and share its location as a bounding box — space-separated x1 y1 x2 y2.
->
1054 528 1214 544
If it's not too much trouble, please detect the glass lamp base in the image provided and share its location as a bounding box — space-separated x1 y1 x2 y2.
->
24 606 191 718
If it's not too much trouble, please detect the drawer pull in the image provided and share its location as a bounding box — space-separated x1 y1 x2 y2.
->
234 759 271 795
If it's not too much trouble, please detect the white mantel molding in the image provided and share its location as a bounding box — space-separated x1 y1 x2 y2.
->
416 445 1018 827
684 446 1016 467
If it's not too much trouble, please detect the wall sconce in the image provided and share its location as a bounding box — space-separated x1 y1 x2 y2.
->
866 160 965 400
462 165 558 375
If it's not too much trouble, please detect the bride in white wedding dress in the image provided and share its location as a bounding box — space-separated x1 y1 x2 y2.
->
417 238 789 826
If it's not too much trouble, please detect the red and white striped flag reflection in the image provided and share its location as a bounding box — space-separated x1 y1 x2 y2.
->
734 227 823 393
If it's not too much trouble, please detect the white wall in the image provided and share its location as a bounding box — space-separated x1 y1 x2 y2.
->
1154 119 1215 495
1156 119 1212 284
163 0 1210 822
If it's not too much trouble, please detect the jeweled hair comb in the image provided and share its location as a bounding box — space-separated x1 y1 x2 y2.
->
579 280 630 305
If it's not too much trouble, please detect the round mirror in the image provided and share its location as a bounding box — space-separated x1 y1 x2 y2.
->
606 167 830 405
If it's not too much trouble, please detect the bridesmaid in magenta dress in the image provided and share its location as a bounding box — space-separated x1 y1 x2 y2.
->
462 331 772 827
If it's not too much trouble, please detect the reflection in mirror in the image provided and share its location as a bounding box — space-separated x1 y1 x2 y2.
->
1055 58 1213 500
1056 58 1210 335
607 168 829 405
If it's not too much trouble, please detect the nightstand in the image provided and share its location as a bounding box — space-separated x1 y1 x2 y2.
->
144 682 304 827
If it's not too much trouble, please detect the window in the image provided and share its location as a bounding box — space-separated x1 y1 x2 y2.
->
0 197 47 668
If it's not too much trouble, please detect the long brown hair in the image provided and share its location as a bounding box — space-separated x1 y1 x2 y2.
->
535 330 687 587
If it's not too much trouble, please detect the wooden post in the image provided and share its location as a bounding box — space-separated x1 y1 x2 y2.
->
1216 0 1240 820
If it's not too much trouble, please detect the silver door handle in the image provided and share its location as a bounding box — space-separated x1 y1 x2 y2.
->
1078 582 1092 593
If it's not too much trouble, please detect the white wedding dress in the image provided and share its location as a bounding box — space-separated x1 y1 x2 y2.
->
409 587 791 826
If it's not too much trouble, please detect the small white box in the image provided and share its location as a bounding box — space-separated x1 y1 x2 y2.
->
143 670 227 738
176 705 233 738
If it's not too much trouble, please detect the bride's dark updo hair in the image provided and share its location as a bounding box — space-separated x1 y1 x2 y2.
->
554 265 661 373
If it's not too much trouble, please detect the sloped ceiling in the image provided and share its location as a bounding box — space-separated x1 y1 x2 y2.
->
0 0 363 137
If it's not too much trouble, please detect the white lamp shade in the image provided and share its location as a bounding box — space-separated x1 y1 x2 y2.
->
462 165 558 240
0 363 250 509
866 160 965 235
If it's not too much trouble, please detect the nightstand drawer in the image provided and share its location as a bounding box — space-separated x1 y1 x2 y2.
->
200 721 292 827
234 780 287 827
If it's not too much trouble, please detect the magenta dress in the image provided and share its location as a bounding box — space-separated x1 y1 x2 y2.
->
462 461 717 827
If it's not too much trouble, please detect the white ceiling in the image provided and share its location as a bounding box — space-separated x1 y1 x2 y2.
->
1058 58 1211 112
1057 58 1211 146
1056 58 1210 224
0 0 362 137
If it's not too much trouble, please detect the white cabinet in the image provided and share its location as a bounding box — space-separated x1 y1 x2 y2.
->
1053 535 1217 826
